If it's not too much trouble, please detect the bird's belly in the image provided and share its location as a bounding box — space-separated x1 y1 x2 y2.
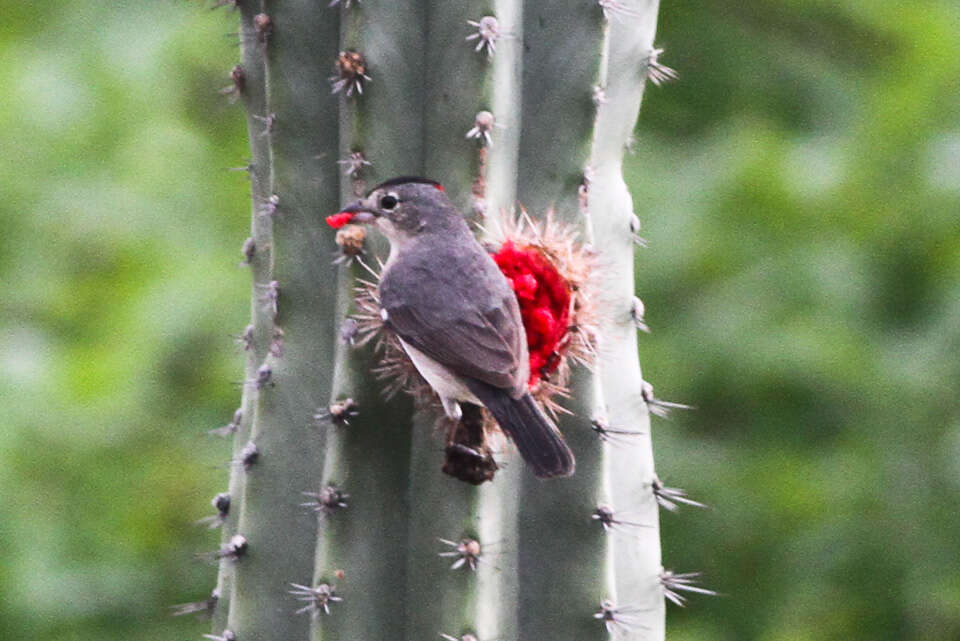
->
397 338 481 405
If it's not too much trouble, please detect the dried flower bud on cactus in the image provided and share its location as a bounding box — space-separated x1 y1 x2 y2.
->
331 51 371 96
335 224 366 263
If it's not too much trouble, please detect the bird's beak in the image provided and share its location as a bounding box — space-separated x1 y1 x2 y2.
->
326 196 377 229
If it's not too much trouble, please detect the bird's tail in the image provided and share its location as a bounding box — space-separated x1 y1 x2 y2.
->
465 380 575 478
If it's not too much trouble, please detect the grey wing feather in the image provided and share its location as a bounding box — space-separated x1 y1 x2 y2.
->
379 248 526 394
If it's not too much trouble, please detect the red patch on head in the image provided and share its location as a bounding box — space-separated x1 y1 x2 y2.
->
492 241 572 389
435 184 445 192
326 212 354 229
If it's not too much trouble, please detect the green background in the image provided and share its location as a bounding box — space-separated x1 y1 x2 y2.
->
0 1 957 640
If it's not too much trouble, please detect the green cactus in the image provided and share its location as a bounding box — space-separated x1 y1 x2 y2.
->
200 1 699 640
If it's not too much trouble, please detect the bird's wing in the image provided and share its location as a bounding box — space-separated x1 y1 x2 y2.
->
379 249 526 393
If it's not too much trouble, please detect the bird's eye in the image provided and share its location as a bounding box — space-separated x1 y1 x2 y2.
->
380 194 398 210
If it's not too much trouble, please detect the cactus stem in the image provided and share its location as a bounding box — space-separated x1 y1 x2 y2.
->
238 441 259 470
641 380 695 418
289 582 343 616
659 570 717 607
651 476 708 512
171 588 220 618
206 0 673 637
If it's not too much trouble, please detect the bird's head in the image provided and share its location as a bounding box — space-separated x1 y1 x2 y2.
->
328 177 458 244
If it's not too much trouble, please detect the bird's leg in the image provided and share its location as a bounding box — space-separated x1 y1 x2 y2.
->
441 396 463 422
442 402 498 485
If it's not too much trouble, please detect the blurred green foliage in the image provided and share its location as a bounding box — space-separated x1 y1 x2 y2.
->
0 1 956 640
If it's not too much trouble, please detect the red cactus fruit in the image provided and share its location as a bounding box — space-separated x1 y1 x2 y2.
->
492 241 572 388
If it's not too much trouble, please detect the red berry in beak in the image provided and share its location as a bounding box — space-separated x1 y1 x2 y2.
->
326 212 354 229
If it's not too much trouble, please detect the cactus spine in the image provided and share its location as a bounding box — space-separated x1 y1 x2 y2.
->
206 1 675 640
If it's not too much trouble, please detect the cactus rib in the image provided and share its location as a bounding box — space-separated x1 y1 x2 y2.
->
224 2 341 641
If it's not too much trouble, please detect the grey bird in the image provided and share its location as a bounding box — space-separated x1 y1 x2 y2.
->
335 177 575 478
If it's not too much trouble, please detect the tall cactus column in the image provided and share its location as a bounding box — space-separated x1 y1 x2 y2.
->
201 1 687 641
210 4 273 634
223 2 342 641
404 4 526 641
587 0 667 637
310 4 424 641
508 0 608 635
